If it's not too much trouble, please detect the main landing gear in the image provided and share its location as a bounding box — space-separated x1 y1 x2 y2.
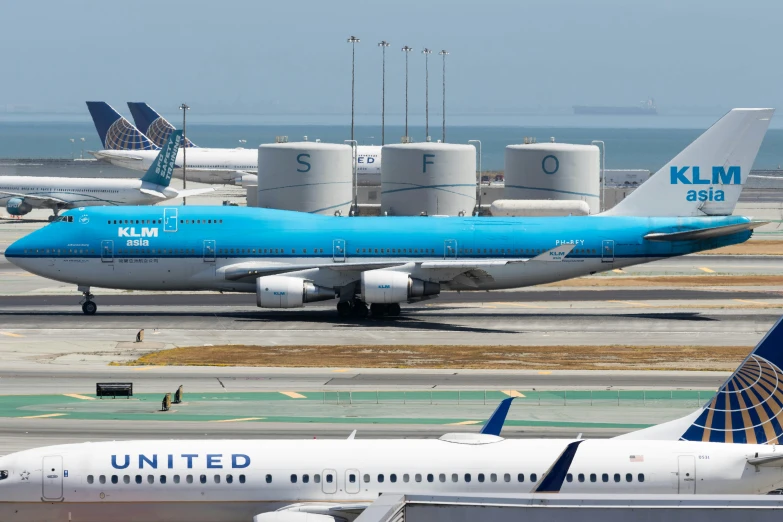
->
336 300 401 319
79 287 97 315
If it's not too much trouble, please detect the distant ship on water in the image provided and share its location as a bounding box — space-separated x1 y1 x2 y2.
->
573 98 657 116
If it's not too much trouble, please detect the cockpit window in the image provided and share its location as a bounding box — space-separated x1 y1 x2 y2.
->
0 471 7 480
54 216 73 223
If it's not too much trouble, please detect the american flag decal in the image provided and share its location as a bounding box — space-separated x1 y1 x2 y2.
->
630 455 644 462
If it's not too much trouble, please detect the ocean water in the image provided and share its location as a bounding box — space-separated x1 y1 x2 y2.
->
0 121 781 172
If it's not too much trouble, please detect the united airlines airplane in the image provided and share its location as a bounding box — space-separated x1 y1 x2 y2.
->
87 101 382 186
0 131 211 220
2 317 783 522
3 109 772 315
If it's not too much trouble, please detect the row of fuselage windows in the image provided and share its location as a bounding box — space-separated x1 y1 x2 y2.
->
87 473 246 485
84 471 646 487
4 188 119 194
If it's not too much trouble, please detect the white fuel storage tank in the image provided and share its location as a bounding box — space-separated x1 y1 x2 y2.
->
381 143 476 216
504 143 600 214
257 142 353 215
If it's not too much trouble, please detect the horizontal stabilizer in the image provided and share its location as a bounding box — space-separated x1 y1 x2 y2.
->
172 188 216 198
748 454 783 467
644 221 767 241
138 188 167 199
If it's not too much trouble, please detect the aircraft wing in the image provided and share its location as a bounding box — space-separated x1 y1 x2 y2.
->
0 191 68 208
257 502 371 521
644 221 767 241
90 151 145 162
223 261 407 281
222 246 575 283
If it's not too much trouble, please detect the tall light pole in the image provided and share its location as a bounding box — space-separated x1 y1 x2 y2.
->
69 138 75 160
401 46 412 140
79 137 85 159
378 40 390 145
439 50 448 143
179 103 190 205
347 36 360 142
422 48 432 140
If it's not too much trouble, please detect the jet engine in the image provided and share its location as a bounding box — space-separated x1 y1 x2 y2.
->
6 197 32 216
360 270 440 304
256 276 335 308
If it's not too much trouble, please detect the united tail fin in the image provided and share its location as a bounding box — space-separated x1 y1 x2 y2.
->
616 315 783 444
604 108 774 217
127 102 197 148
86 102 158 151
140 130 182 188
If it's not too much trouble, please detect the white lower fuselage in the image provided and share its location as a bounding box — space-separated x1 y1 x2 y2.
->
0 439 779 522
0 176 178 211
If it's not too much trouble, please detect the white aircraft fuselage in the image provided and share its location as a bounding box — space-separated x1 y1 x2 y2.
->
0 438 778 522
91 146 382 186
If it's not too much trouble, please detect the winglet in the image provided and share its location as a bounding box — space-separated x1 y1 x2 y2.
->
140 130 182 188
534 440 584 493
530 244 575 262
480 398 515 436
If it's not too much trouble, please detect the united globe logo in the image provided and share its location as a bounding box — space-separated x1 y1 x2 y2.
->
105 119 156 150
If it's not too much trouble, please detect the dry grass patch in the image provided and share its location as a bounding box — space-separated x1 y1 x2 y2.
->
128 344 752 371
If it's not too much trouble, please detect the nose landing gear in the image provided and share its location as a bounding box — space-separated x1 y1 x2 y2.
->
78 287 97 315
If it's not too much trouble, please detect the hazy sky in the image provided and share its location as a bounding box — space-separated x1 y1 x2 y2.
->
2 0 781 124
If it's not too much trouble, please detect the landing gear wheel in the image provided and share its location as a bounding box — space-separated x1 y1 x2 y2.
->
370 303 387 317
337 301 352 318
352 300 369 319
387 303 401 317
82 301 97 315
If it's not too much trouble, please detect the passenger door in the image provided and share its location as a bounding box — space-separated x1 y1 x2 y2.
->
678 455 696 494
163 208 178 233
601 239 614 263
322 469 337 494
101 240 114 263
41 455 63 500
203 240 216 262
444 239 457 259
345 469 360 494
333 239 346 263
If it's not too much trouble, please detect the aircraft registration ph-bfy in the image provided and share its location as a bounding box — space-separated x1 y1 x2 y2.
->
0 131 212 220
3 318 783 522
87 102 382 186
3 108 773 316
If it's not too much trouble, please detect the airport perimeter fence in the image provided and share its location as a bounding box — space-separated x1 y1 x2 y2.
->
320 390 713 409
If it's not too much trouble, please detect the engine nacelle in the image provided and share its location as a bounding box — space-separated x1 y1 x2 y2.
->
360 270 440 304
256 276 335 309
6 197 32 216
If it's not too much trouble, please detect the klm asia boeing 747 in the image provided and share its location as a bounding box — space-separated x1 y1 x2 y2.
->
4 109 773 316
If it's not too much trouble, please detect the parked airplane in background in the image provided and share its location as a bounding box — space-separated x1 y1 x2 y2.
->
0 131 211 220
5 109 772 314
127 102 197 148
2 317 783 522
87 101 382 186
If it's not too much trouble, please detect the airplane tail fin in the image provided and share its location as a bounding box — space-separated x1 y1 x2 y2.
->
86 102 158 151
127 102 197 148
140 130 182 187
604 108 774 217
616 315 783 444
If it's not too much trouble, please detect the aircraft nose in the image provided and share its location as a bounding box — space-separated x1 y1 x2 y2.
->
4 234 37 270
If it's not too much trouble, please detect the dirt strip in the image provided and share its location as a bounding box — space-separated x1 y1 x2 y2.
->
127 345 752 372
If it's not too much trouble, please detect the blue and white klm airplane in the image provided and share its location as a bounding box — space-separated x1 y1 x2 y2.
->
4 109 773 316
2 318 783 522
0 131 211 220
89 101 382 186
